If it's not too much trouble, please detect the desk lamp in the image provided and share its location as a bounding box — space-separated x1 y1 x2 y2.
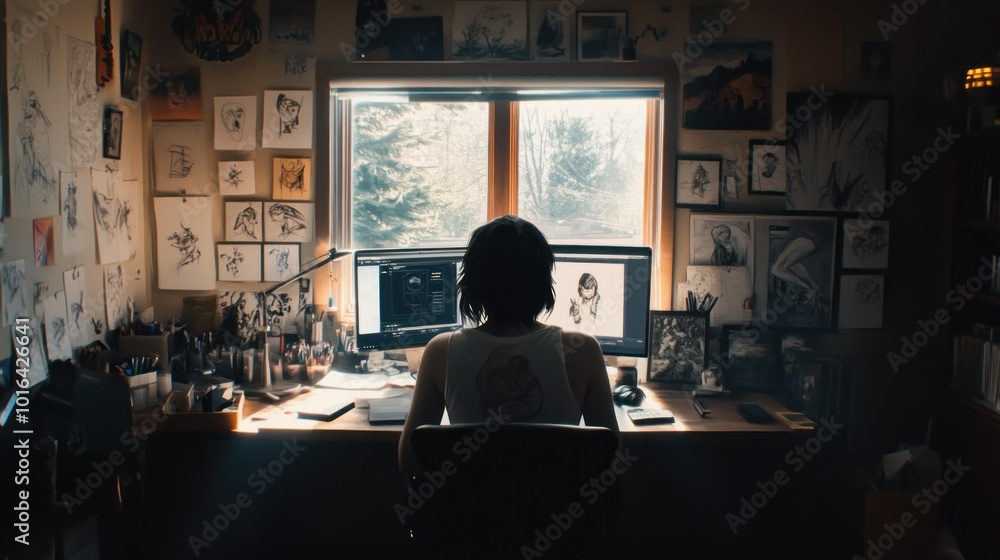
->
241 248 353 398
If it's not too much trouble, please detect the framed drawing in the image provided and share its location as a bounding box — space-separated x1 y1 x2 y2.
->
217 244 262 282
842 220 889 269
786 94 890 212
787 355 846 422
838 274 884 329
720 325 782 391
676 157 722 208
577 11 626 61
263 243 300 282
102 107 123 160
682 42 773 130
748 139 786 194
452 2 528 61
753 216 838 330
689 213 753 267
648 311 708 384
120 30 143 101
530 2 571 61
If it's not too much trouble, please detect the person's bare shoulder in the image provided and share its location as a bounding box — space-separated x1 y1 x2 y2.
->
561 330 604 369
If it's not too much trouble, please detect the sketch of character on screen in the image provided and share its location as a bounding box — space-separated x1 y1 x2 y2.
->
569 273 600 328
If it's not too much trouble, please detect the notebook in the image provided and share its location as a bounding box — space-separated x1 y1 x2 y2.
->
368 396 411 425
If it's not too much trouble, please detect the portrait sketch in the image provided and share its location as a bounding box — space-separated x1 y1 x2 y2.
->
263 202 314 242
676 157 722 207
839 274 884 329
689 214 753 267
214 95 257 151
842 220 889 269
648 311 708 384
546 261 626 338
749 139 786 194
225 201 263 242
262 90 313 150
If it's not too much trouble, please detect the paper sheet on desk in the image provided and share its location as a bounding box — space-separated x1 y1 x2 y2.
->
315 369 416 390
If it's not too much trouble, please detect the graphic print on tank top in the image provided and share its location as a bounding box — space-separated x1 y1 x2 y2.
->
476 347 543 421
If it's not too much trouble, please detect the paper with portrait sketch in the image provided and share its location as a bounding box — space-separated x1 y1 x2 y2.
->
153 122 211 193
547 260 625 338
2 260 29 326
842 220 889 269
839 275 884 329
43 291 72 361
67 36 100 167
154 197 217 291
7 4 65 218
92 167 138 263
63 266 93 348
225 201 263 241
262 90 313 149
60 170 94 256
689 214 753 268
686 266 752 325
263 202 314 242
219 161 256 196
214 96 257 151
104 264 128 331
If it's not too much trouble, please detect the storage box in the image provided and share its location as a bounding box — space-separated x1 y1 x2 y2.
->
126 371 157 411
158 390 244 432
118 333 172 372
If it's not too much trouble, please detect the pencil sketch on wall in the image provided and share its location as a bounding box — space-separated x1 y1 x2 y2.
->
264 243 300 282
263 202 314 242
67 36 100 166
214 95 257 151
92 167 138 263
273 157 311 200
60 170 92 256
689 214 753 268
43 291 72 361
63 266 93 348
33 281 49 318
216 291 263 341
842 220 889 269
154 197 217 290
284 52 314 82
217 244 262 282
153 122 210 193
262 90 313 149
219 161 256 196
266 291 301 333
1 260 29 326
839 274 884 329
104 264 128 331
226 201 263 242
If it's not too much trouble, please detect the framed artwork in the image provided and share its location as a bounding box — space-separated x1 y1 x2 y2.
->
682 42 773 130
749 139 786 194
263 202 314 242
149 66 202 121
689 213 753 267
530 2 571 61
753 216 838 330
102 108 123 160
120 30 143 101
263 243 300 282
262 90 314 149
214 96 257 151
720 325 782 391
842 220 889 269
787 355 845 422
452 2 528 61
217 244 262 282
218 161 256 197
225 201 264 242
786 94 890 212
386 17 445 61
676 157 723 208
839 274 884 329
577 11 626 61
269 0 315 45
861 41 891 80
272 157 312 200
648 311 708 384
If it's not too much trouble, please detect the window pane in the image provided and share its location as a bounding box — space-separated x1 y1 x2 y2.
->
351 102 489 248
518 99 648 244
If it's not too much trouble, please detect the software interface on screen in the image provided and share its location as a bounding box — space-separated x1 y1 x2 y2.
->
355 248 465 351
545 245 653 357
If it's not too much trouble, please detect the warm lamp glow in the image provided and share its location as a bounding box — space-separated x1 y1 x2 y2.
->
965 67 1000 90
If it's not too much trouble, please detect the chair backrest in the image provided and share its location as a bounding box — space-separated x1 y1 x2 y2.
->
410 423 619 558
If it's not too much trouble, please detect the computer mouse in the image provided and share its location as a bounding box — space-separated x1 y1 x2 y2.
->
612 384 645 406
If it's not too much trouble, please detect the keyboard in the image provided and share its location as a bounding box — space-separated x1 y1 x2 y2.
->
627 408 675 425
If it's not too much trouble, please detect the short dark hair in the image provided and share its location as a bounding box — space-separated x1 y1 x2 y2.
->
457 215 555 325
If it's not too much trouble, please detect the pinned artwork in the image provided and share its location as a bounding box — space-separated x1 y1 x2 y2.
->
263 202 314 242
217 244 262 282
14 319 49 386
219 161 256 196
262 90 313 150
104 263 128 331
689 214 753 268
64 266 93 348
270 0 315 45
225 201 263 242
216 291 264 341
149 66 202 120
284 52 315 82
842 220 889 269
154 197 217 291
33 218 55 267
272 157 311 200
676 157 723 208
265 291 301 334
7 4 63 218
214 96 257 151
263 243 300 282
43 291 72 361
60 170 93 256
67 36 101 167
452 2 528 61
839 274 884 329
1 260 29 326
91 167 138 263
33 281 49 318
171 1 262 62
153 122 211 193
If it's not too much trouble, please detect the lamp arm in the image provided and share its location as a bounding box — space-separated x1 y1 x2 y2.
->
263 249 352 296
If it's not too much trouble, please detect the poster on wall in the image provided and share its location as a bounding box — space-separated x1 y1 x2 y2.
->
262 90 313 149
149 66 203 120
153 122 211 193
171 1 262 62
91 168 138 264
681 41 773 130
214 95 257 151
154 197 217 291
7 4 66 218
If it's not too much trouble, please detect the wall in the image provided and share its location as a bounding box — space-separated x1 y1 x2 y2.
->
1 0 151 365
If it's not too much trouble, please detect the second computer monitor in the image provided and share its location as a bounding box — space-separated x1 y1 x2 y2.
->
545 245 653 358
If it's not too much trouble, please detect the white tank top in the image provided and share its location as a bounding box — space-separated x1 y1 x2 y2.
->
444 325 582 425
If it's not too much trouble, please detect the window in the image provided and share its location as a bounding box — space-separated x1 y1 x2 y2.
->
332 85 664 252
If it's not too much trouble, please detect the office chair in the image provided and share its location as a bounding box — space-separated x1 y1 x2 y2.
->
408 423 620 560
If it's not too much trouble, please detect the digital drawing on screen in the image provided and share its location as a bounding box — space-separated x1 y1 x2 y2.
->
548 261 625 338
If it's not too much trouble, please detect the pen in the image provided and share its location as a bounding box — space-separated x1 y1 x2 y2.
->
685 388 711 417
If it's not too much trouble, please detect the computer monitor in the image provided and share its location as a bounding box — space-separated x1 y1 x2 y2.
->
354 247 465 351
544 245 653 358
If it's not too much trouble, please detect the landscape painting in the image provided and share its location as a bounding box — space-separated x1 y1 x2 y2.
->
682 41 772 130
452 2 528 61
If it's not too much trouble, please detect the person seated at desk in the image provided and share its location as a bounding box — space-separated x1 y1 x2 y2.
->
398 216 619 473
